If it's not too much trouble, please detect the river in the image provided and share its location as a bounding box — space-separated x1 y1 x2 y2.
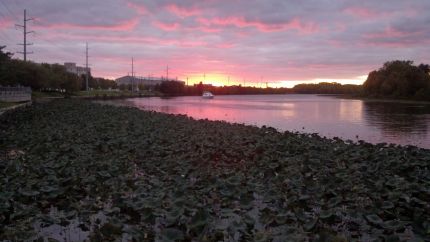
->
105 94 430 149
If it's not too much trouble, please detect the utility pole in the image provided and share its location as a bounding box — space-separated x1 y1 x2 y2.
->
85 42 89 91
131 57 134 92
166 65 169 80
16 9 34 61
186 77 189 86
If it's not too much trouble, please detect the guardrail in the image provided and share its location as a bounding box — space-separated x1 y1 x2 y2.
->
0 86 32 102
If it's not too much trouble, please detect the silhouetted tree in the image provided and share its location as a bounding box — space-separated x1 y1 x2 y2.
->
0 45 116 92
418 63 430 74
292 82 362 94
0 46 13 63
363 60 430 100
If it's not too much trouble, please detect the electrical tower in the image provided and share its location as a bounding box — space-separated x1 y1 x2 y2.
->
85 42 89 91
131 57 135 92
16 9 34 61
166 65 169 80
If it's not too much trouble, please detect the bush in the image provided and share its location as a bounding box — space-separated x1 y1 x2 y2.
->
363 60 430 100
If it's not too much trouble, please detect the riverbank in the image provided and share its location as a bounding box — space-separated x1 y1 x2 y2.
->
0 101 31 115
31 90 161 101
0 100 429 241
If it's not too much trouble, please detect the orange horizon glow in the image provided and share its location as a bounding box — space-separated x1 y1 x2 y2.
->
177 73 367 88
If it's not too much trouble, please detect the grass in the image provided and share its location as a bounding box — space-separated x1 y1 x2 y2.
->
0 99 429 241
32 91 65 98
0 102 18 109
74 89 157 97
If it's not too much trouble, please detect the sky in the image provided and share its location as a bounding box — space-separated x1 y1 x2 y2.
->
0 0 429 87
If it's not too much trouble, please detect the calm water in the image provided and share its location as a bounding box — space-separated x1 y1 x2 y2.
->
108 95 430 149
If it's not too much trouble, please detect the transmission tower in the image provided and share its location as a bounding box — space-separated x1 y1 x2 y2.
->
166 65 169 80
131 57 135 92
16 9 34 61
85 42 89 91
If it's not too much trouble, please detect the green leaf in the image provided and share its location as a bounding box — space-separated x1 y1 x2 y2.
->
365 214 383 225
189 209 210 231
381 201 394 209
19 188 40 197
304 217 318 231
160 228 184 242
319 209 333 219
382 220 404 231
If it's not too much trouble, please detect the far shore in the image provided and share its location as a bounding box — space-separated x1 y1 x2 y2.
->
23 89 430 105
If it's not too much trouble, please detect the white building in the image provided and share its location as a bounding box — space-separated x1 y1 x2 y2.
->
64 62 91 76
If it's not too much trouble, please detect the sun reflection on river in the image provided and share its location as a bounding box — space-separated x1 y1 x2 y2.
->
106 95 430 149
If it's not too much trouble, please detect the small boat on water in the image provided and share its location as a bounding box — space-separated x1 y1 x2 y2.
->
202 91 214 99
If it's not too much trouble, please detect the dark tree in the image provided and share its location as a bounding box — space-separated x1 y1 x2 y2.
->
418 63 430 74
0 46 13 63
156 80 185 96
363 60 430 100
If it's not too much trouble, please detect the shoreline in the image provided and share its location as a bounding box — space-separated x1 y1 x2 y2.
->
30 90 430 105
1 99 429 241
0 101 32 115
339 94 430 105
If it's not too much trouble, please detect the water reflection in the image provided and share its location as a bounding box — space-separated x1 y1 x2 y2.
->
103 95 430 149
363 101 429 136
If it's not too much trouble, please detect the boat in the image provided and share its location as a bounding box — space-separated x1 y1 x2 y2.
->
202 91 214 99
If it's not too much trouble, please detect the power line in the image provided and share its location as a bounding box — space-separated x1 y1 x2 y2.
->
0 7 8 20
0 1 20 45
0 8 13 42
0 1 18 22
16 9 34 61
0 29 12 42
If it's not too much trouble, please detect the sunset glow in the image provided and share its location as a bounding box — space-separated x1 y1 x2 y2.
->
1 0 429 86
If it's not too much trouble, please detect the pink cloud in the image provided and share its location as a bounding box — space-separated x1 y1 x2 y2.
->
153 21 180 31
126 1 147 15
38 32 208 48
365 26 411 39
362 26 429 47
0 19 12 29
197 16 318 33
165 4 201 17
33 18 140 31
216 43 235 49
343 7 378 18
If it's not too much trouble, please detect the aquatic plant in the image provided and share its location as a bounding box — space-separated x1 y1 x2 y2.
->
0 100 429 241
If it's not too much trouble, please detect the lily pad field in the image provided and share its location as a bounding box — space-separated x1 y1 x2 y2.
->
0 100 429 241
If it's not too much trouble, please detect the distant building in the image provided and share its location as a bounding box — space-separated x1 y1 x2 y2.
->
115 75 184 87
64 62 91 76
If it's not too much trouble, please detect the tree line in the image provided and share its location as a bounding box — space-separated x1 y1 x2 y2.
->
363 60 430 100
0 46 116 92
154 81 295 96
293 82 362 94
2 45 429 100
154 81 365 96
155 61 430 100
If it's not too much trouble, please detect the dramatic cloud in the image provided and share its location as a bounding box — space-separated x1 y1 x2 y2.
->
0 0 429 86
